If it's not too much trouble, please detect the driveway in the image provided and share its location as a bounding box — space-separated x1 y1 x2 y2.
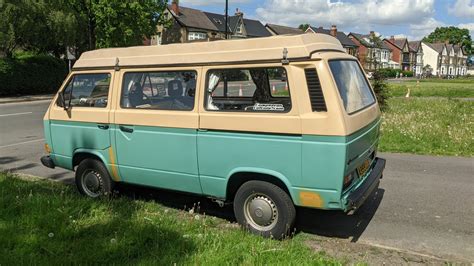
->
1 100 473 262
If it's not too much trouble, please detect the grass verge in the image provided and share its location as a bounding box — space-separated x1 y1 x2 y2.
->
388 80 474 98
0 173 338 265
380 97 473 156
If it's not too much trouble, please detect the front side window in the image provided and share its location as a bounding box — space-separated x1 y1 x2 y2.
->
205 67 290 112
58 73 110 108
329 60 375 114
121 71 196 111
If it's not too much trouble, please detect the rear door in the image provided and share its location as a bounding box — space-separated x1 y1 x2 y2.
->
49 71 113 170
112 68 202 194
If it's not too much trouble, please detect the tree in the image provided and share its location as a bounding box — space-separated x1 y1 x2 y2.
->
67 0 170 51
423 26 472 55
0 0 170 58
298 24 310 31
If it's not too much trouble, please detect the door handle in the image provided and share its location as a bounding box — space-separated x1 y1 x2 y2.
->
119 125 134 133
97 124 109 130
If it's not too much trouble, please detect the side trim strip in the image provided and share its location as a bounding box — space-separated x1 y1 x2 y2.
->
108 147 121 182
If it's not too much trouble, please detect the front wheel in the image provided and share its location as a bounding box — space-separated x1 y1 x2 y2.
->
233 180 296 239
75 158 114 198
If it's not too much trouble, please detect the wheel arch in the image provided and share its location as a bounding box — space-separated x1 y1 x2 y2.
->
225 167 295 203
72 149 108 170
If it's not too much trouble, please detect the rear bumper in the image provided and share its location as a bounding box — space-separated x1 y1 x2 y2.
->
346 157 385 213
40 155 55 169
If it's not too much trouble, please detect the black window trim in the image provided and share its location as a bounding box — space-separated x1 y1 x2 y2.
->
327 59 376 115
119 69 198 112
56 72 112 108
203 66 292 113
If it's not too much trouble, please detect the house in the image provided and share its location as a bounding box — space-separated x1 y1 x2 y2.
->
421 42 445 76
384 37 415 71
152 1 271 45
205 9 272 39
306 26 358 56
348 31 392 70
408 41 423 77
265 23 304 35
453 45 468 76
421 42 468 77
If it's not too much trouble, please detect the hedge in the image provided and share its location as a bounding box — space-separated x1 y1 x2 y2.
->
0 55 68 96
377 68 414 78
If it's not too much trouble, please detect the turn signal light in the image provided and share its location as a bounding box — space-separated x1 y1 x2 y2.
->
44 143 51 154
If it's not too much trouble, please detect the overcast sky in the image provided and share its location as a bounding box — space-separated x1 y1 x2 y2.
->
180 0 474 40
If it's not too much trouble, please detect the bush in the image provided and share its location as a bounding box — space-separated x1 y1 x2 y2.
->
370 70 390 111
0 55 67 96
377 68 414 78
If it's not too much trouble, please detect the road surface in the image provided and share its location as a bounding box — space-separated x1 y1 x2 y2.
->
1 100 473 262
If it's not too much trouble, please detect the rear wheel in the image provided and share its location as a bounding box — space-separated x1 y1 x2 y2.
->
233 180 296 239
75 158 114 198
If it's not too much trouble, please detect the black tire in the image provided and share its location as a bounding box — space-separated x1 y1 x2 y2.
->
75 158 114 198
233 180 296 239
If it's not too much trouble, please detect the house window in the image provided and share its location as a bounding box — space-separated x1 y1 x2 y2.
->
236 23 242 34
188 32 207 41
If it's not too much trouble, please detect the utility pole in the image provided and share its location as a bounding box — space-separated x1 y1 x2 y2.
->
225 0 228 39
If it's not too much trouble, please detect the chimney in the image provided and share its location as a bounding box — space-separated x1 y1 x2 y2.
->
370 31 375 37
171 0 179 15
330 25 337 37
390 35 395 42
235 8 243 16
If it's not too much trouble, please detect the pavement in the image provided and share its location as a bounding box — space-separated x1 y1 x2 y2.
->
0 94 54 104
1 100 473 262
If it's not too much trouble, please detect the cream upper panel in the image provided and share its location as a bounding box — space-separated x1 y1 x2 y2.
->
73 34 344 69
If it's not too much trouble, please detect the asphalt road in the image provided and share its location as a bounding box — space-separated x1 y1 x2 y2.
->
1 100 473 262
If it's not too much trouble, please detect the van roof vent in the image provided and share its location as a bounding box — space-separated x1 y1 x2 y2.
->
304 68 327 112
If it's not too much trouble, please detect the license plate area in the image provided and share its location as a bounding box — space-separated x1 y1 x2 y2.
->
357 159 371 177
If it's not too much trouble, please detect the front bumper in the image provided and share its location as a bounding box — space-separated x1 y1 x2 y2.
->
40 155 55 169
346 157 385 213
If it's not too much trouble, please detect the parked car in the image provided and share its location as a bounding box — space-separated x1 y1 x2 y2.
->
41 34 385 239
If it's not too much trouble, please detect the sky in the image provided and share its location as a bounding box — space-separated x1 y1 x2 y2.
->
180 0 474 40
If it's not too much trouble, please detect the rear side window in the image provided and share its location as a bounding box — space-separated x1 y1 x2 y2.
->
328 60 375 114
58 73 110 108
120 71 196 111
205 67 290 112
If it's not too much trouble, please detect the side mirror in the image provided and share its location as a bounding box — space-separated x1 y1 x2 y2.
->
58 91 69 110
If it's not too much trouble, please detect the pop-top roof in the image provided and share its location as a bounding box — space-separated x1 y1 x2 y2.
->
73 33 344 69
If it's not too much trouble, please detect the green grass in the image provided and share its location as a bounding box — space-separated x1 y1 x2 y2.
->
380 97 474 156
388 79 474 98
0 173 338 265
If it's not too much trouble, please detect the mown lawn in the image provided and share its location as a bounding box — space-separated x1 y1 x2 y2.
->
387 78 474 98
0 173 338 265
380 97 473 156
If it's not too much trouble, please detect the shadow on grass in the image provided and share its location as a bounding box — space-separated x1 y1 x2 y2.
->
114 183 384 242
0 176 196 264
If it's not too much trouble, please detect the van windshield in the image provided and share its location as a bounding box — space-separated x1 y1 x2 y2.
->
328 60 375 114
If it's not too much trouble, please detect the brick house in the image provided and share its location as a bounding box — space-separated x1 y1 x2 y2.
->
383 37 415 71
348 31 392 70
306 26 358 56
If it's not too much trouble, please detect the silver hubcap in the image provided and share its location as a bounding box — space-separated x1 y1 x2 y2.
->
81 170 102 197
244 194 278 230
